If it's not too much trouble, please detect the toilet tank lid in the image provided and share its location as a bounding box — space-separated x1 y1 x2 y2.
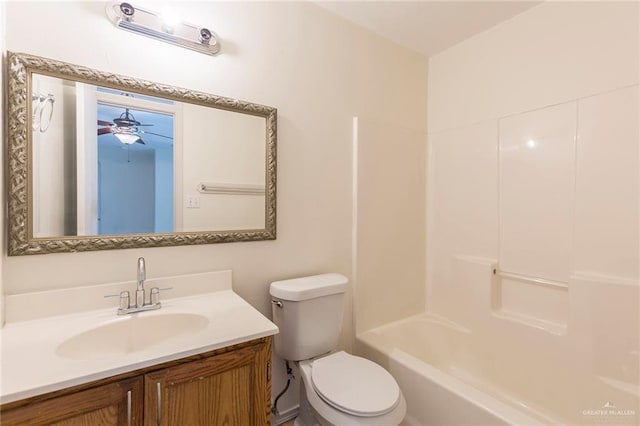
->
270 273 348 301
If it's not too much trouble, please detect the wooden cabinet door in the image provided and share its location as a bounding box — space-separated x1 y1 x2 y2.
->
1 376 143 426
144 340 271 426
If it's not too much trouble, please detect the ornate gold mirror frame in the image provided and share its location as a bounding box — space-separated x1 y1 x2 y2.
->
6 52 277 255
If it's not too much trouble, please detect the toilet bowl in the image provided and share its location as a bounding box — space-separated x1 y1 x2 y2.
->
294 351 407 426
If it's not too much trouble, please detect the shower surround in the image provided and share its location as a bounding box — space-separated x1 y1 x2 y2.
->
355 2 639 424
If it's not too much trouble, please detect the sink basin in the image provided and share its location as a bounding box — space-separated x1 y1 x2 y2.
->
56 313 209 360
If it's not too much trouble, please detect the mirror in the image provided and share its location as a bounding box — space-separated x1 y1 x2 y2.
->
7 52 277 255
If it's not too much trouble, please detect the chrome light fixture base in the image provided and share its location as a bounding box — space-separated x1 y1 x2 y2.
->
106 2 220 56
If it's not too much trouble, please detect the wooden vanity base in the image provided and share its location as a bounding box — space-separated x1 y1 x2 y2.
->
1 337 272 426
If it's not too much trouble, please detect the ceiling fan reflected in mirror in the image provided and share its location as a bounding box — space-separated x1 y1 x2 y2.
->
97 108 173 145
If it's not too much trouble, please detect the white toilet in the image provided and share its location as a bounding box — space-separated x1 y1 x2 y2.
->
270 273 406 426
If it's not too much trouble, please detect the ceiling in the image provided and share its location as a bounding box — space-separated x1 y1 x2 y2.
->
314 1 541 57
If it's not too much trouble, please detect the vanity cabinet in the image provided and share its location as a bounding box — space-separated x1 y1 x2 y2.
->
0 377 143 426
1 337 272 426
145 342 270 425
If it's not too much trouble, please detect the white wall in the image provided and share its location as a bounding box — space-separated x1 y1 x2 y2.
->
181 103 266 231
428 1 639 134
428 0 639 316
0 0 5 325
2 0 428 416
354 117 426 333
427 2 639 423
31 76 75 237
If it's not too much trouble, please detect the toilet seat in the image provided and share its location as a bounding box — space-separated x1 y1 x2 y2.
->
310 351 400 417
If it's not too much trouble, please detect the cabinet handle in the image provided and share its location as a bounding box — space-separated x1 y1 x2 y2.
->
156 382 162 425
126 390 132 426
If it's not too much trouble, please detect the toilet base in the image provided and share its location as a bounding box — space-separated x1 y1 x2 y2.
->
295 380 327 426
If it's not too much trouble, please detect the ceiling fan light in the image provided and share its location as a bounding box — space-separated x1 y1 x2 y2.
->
113 132 141 145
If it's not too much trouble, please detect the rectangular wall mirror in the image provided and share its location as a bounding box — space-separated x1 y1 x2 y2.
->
7 52 277 255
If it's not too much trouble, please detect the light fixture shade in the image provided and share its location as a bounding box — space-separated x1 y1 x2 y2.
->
113 132 141 144
105 2 220 55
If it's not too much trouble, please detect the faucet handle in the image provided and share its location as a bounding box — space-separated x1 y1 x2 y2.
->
119 291 131 310
150 287 160 305
149 287 173 305
105 291 130 310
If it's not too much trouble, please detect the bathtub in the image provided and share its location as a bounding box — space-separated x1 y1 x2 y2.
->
356 313 639 426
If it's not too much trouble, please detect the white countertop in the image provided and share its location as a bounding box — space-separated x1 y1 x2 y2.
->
0 275 278 405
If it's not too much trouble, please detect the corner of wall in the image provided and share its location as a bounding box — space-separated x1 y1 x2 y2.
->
354 116 427 334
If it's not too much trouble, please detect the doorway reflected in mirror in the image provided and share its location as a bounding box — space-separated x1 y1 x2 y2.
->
96 101 175 235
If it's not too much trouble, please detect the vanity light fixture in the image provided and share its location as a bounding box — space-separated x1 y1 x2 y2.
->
105 2 220 55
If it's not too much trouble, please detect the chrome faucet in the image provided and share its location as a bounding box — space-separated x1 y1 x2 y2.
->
136 257 146 308
106 257 164 315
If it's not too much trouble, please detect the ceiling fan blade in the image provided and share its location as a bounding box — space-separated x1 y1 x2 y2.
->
98 127 113 135
136 138 146 145
141 130 173 139
98 120 114 126
136 124 154 127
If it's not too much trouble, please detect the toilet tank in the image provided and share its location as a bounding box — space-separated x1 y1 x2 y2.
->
270 273 348 361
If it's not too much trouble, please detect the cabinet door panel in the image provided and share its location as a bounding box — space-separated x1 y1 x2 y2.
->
1 377 143 426
145 342 269 426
